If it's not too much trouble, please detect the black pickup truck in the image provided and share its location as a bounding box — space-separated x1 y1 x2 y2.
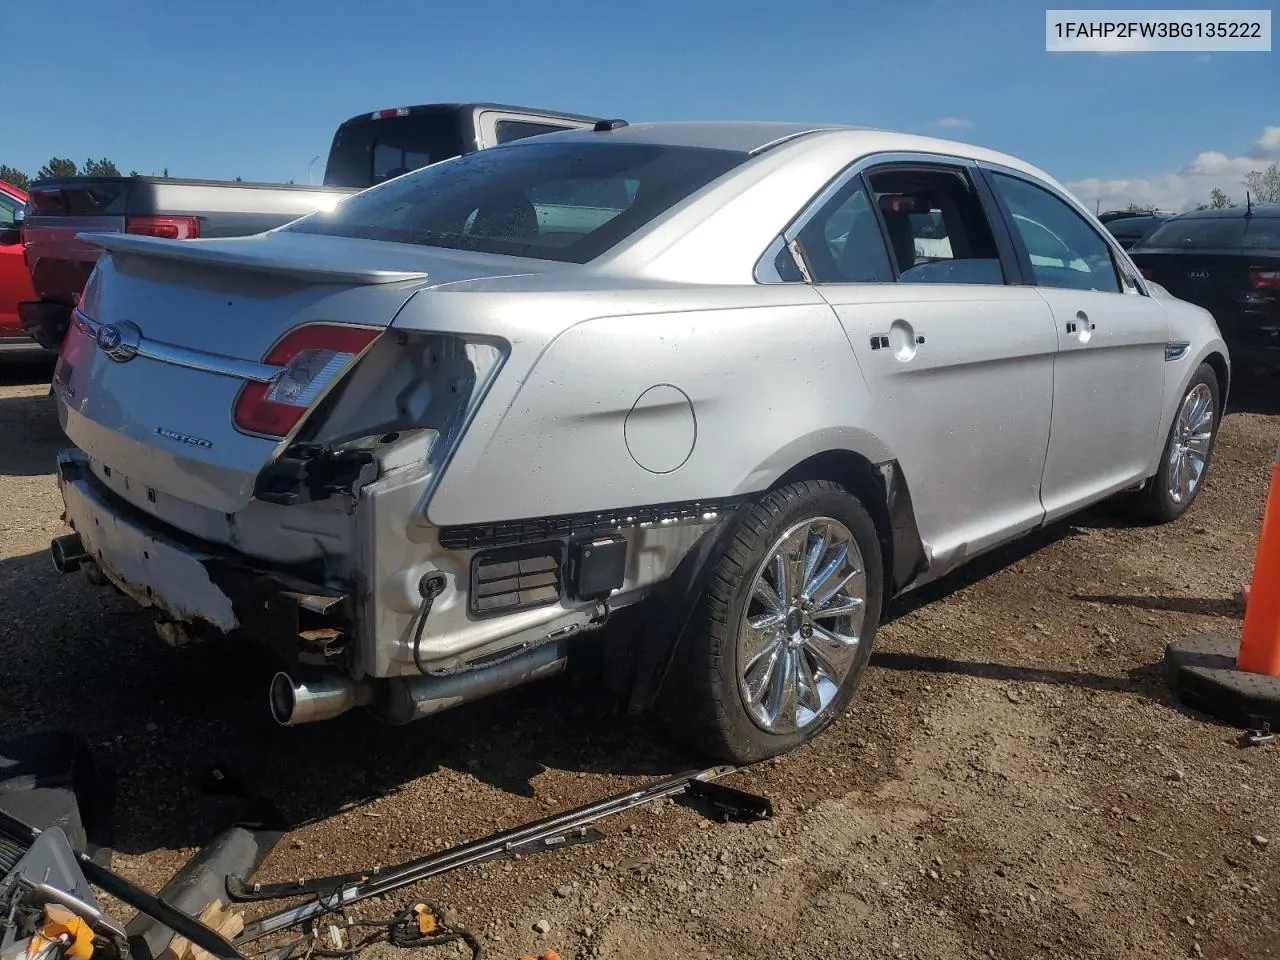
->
19 102 601 349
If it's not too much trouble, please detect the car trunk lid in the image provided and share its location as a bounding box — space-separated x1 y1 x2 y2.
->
55 231 533 515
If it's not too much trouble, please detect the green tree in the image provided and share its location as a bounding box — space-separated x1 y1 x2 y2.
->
1243 163 1280 204
1197 187 1235 210
36 157 79 179
82 157 121 177
1125 202 1157 214
0 165 29 189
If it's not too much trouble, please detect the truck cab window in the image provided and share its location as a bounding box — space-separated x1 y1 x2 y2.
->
495 120 576 143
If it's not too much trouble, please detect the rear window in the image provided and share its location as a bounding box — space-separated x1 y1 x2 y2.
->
290 140 748 264
1137 216 1280 252
324 114 466 189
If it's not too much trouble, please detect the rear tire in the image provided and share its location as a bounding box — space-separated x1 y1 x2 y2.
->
1135 362 1220 524
662 480 884 763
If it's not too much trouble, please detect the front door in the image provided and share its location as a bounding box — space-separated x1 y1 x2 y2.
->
985 170 1169 521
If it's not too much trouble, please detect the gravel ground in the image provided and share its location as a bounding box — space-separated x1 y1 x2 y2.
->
1 347 1277 960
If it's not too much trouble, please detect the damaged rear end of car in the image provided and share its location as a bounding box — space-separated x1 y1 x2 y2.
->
50 230 724 730
50 230 550 725
51 131 764 732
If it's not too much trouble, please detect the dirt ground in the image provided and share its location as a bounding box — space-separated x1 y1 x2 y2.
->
1 345 1277 960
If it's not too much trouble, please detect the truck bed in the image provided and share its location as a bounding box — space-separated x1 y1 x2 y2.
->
20 176 356 349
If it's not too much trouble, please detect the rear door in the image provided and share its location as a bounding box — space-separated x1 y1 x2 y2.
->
983 167 1169 520
778 155 1058 568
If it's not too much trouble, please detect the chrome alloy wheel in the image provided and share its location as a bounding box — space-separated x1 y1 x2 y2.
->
1168 382 1215 505
736 517 867 734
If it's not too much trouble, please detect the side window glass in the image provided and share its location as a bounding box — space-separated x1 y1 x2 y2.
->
865 167 1005 285
795 179 894 283
989 172 1122 293
0 195 16 227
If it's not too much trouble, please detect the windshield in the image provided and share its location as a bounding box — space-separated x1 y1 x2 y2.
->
1137 216 1280 252
324 113 467 189
291 140 748 264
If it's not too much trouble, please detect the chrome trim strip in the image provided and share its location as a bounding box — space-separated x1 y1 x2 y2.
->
77 310 283 383
1165 341 1191 362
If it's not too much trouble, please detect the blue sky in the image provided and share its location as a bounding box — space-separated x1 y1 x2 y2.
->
4 0 1276 210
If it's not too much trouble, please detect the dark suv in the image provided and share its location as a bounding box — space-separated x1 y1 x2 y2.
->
1128 206 1280 374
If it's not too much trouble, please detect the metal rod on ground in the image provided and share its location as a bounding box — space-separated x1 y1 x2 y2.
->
234 765 763 946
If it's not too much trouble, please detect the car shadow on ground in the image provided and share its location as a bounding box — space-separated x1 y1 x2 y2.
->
0 346 55 386
1225 374 1280 416
867 650 1216 728
0 350 61 478
4 454 1244 857
0 545 698 855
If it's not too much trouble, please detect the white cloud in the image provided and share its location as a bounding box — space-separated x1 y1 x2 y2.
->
1065 125 1280 213
935 117 973 128
1255 126 1280 156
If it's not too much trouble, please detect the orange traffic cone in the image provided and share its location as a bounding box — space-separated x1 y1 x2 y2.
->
1238 436 1280 676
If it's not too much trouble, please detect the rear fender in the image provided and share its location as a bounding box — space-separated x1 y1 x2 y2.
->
626 452 927 715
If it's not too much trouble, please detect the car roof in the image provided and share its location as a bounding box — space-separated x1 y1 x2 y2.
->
1171 205 1280 220
0 180 25 201
536 122 1063 184
534 121 868 153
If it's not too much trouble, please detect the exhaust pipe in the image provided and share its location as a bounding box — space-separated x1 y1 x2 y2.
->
380 640 567 725
51 534 87 574
270 641 568 727
269 672 374 726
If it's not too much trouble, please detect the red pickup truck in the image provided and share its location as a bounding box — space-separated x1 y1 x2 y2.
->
0 181 36 343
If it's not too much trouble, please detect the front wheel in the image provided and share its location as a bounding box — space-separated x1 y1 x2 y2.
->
663 480 884 763
1136 362 1221 523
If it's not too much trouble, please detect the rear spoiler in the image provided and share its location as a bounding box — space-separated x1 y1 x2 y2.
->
78 232 429 286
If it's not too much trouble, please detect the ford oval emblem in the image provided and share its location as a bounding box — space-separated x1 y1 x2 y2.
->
96 320 141 363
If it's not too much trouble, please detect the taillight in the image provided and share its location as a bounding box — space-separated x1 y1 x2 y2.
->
1249 269 1280 290
371 107 410 119
233 324 381 438
125 215 200 240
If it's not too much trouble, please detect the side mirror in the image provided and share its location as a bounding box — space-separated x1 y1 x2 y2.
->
0 226 20 246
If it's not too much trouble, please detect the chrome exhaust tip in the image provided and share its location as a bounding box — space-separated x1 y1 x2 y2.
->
269 671 372 726
51 534 87 574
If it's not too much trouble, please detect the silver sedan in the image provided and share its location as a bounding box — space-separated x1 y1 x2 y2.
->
50 120 1227 762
